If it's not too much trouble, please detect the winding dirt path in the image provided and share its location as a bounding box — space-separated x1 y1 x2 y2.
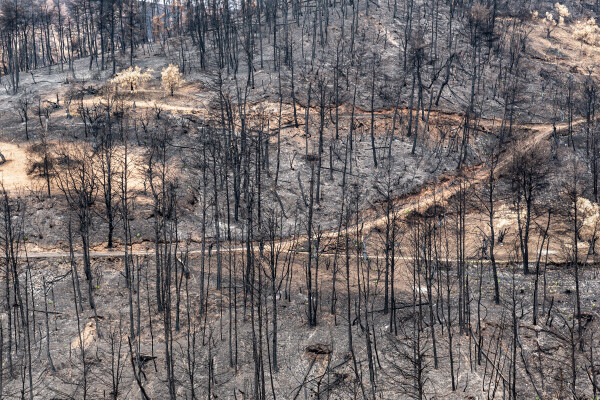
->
0 83 575 259
19 119 572 260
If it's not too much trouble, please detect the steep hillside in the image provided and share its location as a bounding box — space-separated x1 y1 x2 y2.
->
0 0 600 398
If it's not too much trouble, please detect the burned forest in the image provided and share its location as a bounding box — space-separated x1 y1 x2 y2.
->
1 0 600 398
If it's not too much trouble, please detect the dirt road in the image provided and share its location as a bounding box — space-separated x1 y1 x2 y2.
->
3 92 575 261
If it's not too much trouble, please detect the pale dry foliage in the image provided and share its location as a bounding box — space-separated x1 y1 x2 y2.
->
577 197 600 243
573 18 600 46
555 2 569 25
545 11 555 25
555 2 570 18
161 64 184 96
110 66 153 92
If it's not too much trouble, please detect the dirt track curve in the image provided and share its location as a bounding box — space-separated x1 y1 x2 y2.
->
17 114 574 260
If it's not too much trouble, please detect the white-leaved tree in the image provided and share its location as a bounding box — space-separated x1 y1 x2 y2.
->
573 18 600 46
161 64 184 96
110 66 153 92
554 2 569 25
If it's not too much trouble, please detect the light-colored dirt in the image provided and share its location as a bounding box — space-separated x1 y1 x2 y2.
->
0 142 33 192
17 118 576 261
0 139 150 193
